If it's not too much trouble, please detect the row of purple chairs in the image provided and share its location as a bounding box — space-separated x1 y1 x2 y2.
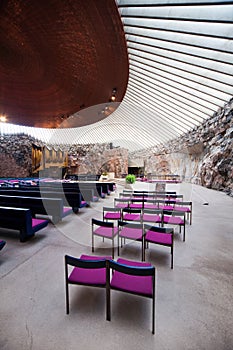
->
92 219 174 268
103 207 186 243
114 198 192 224
65 254 156 334
120 191 183 201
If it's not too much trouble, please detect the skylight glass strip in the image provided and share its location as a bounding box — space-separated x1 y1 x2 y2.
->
131 58 232 101
128 77 210 120
114 98 185 136
127 39 233 76
123 19 233 41
117 0 233 7
123 91 196 131
128 74 215 115
119 4 233 22
126 89 204 131
128 47 233 88
129 65 227 108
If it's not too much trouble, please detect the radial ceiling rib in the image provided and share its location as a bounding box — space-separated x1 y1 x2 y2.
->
129 69 220 111
127 40 233 77
130 61 229 104
129 74 216 115
128 79 209 121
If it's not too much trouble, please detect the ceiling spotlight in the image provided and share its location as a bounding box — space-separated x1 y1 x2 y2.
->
0 115 7 122
110 87 117 102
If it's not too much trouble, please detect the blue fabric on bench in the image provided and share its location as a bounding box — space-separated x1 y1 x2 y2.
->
0 240 6 250
0 189 88 212
0 195 71 224
62 207 73 217
0 206 49 242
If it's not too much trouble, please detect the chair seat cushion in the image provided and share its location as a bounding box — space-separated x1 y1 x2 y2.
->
160 205 174 210
104 212 121 220
142 214 161 223
32 218 49 232
123 214 141 221
80 200 87 207
69 266 106 285
111 258 153 296
119 227 143 240
175 206 190 213
94 226 118 238
144 204 158 209
63 207 73 217
68 254 111 285
163 216 184 225
129 204 143 209
146 230 172 245
115 203 128 208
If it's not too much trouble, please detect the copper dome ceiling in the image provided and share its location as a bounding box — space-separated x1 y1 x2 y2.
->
0 0 129 128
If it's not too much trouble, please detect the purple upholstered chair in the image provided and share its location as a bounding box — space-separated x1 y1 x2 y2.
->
103 207 121 222
162 210 186 241
174 201 193 225
64 254 111 315
117 221 144 261
114 198 129 209
92 219 118 258
144 224 174 268
106 258 156 334
157 199 175 211
143 198 159 210
142 208 162 226
122 207 142 222
129 198 144 209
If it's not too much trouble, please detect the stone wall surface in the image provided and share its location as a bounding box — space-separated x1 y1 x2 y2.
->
0 134 36 177
68 143 128 177
130 98 233 195
0 138 128 179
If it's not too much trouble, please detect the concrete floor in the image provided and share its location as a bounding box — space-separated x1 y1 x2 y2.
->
0 182 233 350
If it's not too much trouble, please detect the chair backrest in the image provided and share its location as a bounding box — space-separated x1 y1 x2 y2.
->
92 218 114 228
118 220 143 230
162 209 185 217
119 192 132 199
143 208 162 215
123 189 133 194
144 224 174 235
65 254 108 270
114 198 129 204
175 201 192 207
122 207 142 214
168 194 184 201
103 206 121 213
108 259 155 277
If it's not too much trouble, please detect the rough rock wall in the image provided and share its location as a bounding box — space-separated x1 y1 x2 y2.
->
68 143 128 177
131 98 233 195
0 134 36 177
0 136 128 179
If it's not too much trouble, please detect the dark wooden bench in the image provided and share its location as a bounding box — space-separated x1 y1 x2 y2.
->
0 195 72 224
21 184 98 204
0 189 87 213
0 206 49 242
